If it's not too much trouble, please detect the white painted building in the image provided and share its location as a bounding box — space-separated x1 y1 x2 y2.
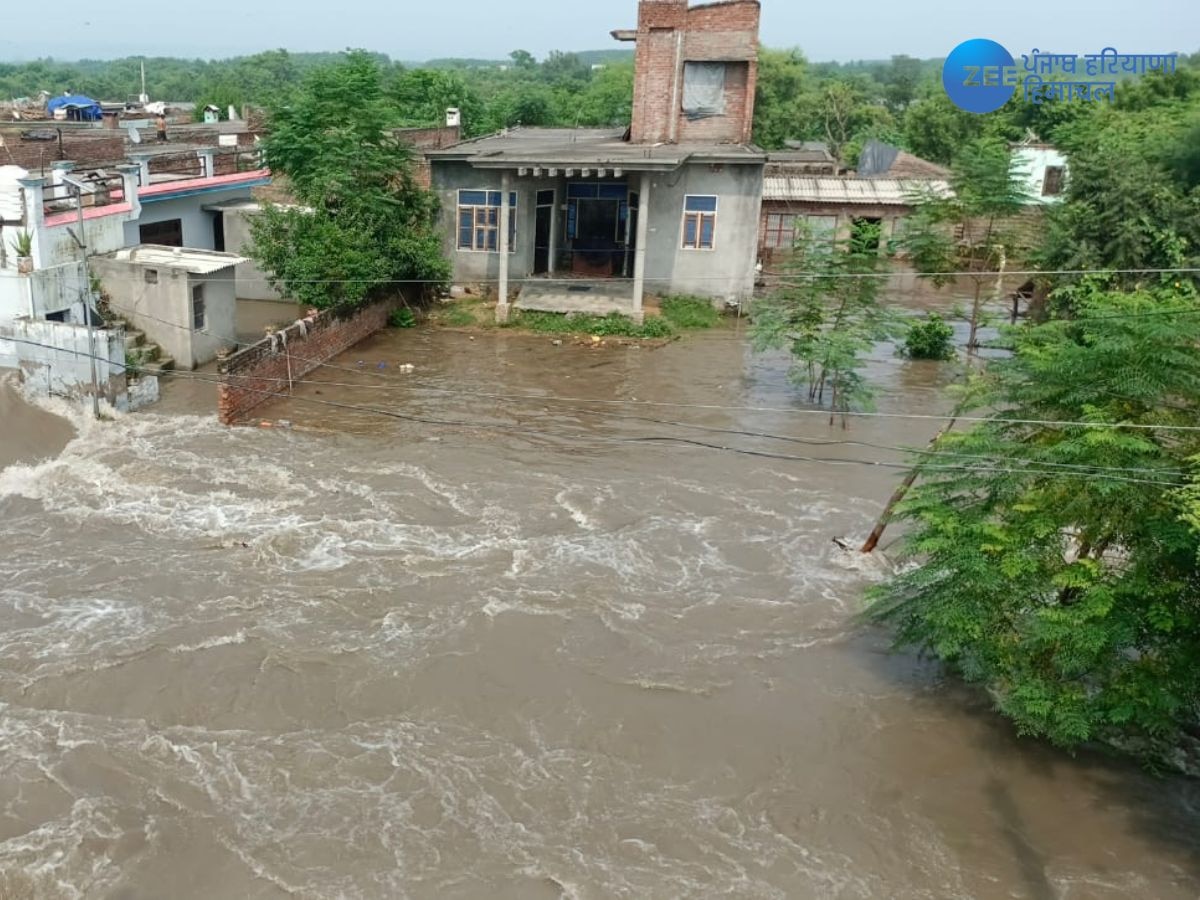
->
1012 144 1069 204
0 146 272 407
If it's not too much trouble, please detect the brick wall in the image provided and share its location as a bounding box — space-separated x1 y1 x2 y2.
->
0 127 127 172
630 0 760 145
396 126 461 189
217 301 390 425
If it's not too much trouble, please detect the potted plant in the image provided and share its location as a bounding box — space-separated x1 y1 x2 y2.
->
10 231 33 275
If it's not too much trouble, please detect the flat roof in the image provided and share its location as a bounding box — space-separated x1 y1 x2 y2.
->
105 244 248 274
763 176 953 205
427 127 765 171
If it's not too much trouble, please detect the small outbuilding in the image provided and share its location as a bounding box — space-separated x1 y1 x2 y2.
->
91 245 246 370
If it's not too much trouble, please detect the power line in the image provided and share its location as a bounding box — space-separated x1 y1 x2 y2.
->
100 300 1200 436
86 265 1200 287
3 333 1192 487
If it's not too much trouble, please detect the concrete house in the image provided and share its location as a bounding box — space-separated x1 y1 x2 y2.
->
0 137 272 405
91 245 245 371
426 0 767 322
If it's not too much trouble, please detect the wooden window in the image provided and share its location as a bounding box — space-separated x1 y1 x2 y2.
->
1042 166 1065 197
457 190 517 253
192 284 206 331
682 195 718 250
763 213 798 249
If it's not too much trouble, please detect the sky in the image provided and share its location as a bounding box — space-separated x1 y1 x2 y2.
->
1 0 1196 63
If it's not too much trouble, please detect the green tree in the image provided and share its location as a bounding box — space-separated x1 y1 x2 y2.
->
883 54 923 114
752 223 901 423
752 49 818 149
391 68 484 132
904 137 1032 352
574 63 635 126
540 51 591 87
902 89 985 166
509 50 538 73
871 281 1200 760
250 52 449 309
1039 70 1200 299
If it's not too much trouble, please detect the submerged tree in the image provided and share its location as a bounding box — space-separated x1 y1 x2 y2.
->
870 281 1200 760
753 223 901 425
904 137 1033 353
251 52 449 310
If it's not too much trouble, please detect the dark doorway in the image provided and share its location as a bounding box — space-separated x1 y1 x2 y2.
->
573 200 621 276
212 213 226 252
534 189 554 274
851 217 883 253
140 218 184 247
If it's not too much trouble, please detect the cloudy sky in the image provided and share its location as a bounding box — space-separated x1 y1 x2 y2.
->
2 0 1195 62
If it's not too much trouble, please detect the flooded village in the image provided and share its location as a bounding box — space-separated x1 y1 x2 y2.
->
2 0 1200 897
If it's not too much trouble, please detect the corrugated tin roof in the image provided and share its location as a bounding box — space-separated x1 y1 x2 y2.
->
111 245 248 274
762 176 953 205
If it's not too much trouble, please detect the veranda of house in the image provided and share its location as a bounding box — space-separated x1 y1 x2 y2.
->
428 128 764 322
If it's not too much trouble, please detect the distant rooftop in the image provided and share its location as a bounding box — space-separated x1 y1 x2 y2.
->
428 127 765 170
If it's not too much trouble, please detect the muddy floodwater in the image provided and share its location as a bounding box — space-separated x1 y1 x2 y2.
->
1 316 1198 898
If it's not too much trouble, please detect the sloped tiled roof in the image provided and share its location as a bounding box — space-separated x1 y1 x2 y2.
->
762 176 952 205
885 150 952 179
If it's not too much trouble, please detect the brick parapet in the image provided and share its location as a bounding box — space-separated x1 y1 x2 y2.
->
217 301 391 425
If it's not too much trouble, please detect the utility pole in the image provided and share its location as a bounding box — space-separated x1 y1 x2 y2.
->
67 178 101 419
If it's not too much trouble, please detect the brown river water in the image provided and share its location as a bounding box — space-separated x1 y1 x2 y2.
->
1 313 1198 898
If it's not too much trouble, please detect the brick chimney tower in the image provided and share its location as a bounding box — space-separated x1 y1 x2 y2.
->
615 0 761 145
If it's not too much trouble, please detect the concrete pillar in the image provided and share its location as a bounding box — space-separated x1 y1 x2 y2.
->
18 177 46 230
197 149 215 179
130 154 152 189
547 187 559 276
631 171 651 326
116 164 142 218
17 177 46 270
50 160 75 189
496 170 512 324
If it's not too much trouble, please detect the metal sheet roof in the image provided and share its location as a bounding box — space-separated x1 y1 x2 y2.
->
110 245 247 274
762 176 952 205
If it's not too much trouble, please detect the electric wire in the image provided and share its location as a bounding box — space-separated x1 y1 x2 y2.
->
5 333 1192 488
97 299 1200 437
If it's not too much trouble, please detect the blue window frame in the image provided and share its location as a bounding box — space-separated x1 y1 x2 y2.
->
457 189 517 252
682 195 718 250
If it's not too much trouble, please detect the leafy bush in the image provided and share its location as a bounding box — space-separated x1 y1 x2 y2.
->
389 308 417 328
512 311 673 339
903 313 955 360
660 295 721 329
872 284 1200 761
249 53 450 311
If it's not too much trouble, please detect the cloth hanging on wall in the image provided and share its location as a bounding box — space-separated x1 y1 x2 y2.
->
682 63 727 119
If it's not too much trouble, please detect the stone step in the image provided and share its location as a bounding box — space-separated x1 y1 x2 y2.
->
141 357 175 375
123 330 146 351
